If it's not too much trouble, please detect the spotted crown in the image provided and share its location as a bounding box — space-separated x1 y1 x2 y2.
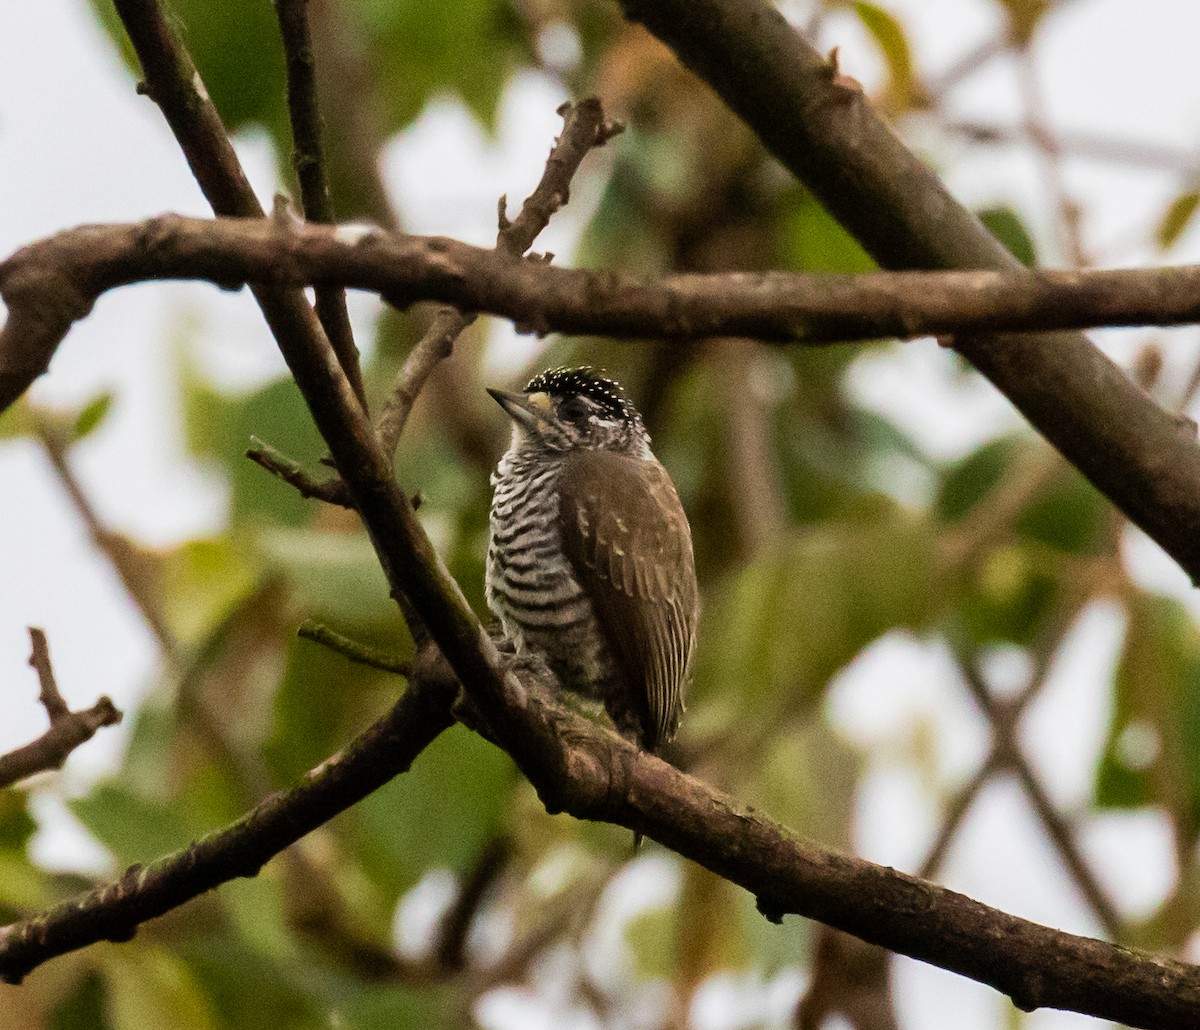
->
523 367 639 425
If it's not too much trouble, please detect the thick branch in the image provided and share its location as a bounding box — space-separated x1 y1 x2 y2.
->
5 659 1198 1025
11 218 1200 348
612 0 1200 591
0 628 122 789
9 216 1200 580
0 674 454 984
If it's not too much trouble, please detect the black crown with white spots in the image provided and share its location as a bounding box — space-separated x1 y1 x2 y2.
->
524 367 638 425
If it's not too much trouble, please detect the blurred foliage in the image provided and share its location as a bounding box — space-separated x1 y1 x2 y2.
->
5 1 1200 1029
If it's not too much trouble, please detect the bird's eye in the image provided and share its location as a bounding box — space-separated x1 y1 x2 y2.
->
559 395 594 423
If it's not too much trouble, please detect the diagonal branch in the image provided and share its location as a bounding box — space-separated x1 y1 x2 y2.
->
0 628 122 789
5 647 1200 1025
273 0 365 405
372 97 622 461
612 0 1200 597
0 670 455 984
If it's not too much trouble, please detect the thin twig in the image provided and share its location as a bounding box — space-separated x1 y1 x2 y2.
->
244 435 352 507
273 0 365 406
374 306 475 462
1017 50 1086 268
0 628 122 789
0 673 456 984
434 835 511 972
374 98 621 461
297 619 410 674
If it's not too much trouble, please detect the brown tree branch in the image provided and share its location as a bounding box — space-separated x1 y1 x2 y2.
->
35 418 181 658
373 98 622 461
273 0 365 406
10 216 1200 577
12 217 1200 359
0 628 122 789
4 650 1199 1025
0 670 455 984
12 217 1200 349
943 119 1200 175
611 0 1200 604
958 659 1124 939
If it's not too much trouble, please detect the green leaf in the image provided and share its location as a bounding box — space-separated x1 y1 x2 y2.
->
335 983 449 1030
1156 190 1200 251
853 2 920 110
0 850 53 911
692 508 938 726
979 207 1038 268
265 636 407 784
89 0 289 138
71 784 195 867
51 971 113 1030
260 528 396 628
955 542 1059 647
159 536 261 646
1096 594 1200 839
352 726 512 899
752 722 858 848
183 940 328 1030
1015 465 1106 555
102 945 220 1030
358 0 521 133
184 375 326 529
626 903 677 980
779 187 876 275
937 438 1019 522
73 392 116 441
0 398 35 440
0 789 37 849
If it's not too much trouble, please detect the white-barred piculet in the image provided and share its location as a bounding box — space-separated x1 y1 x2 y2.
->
486 368 699 770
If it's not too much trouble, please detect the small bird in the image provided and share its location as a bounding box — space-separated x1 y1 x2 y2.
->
486 367 699 766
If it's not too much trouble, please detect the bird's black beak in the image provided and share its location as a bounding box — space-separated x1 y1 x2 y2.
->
487 388 558 436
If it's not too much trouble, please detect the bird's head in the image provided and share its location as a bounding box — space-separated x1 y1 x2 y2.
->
488 367 650 457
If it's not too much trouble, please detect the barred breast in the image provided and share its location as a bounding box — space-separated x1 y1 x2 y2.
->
486 452 619 699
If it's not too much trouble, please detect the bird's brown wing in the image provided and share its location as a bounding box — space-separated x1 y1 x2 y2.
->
557 449 699 751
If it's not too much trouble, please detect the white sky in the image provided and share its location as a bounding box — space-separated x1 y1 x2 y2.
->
5 1 1200 1027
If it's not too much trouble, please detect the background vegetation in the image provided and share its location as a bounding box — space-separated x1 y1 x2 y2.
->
4 0 1200 1027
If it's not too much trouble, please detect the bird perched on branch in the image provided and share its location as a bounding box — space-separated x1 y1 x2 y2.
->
486 367 699 779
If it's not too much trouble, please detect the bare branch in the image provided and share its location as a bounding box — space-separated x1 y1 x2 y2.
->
374 306 475 459
35 419 180 658
273 0 365 405
0 628 122 789
374 97 620 460
296 619 410 675
0 673 455 984
244 435 352 507
611 0 1200 622
943 119 1200 175
13 217 1200 347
